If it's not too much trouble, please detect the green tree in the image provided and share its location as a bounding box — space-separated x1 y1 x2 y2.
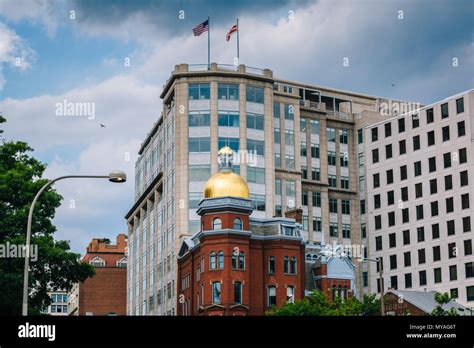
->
266 290 380 316
430 292 459 316
0 116 94 315
360 293 381 316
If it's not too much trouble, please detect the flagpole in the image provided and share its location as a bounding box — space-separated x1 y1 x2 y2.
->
208 16 210 70
236 18 240 63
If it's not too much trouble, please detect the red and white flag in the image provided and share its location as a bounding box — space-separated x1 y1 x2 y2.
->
226 23 238 41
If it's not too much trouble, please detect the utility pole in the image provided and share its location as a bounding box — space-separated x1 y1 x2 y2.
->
377 257 385 316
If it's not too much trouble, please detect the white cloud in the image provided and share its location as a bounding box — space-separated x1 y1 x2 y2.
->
1 0 472 253
0 0 62 37
0 22 36 89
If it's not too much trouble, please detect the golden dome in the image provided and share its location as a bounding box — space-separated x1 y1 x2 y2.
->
203 171 250 199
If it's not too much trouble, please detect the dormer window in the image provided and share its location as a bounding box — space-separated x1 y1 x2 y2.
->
234 218 243 230
213 218 222 230
282 226 294 236
90 256 105 267
116 257 127 267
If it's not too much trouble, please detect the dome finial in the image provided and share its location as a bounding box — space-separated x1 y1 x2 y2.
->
217 146 234 172
203 146 249 199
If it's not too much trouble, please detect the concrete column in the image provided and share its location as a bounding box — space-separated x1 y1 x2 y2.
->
210 81 218 174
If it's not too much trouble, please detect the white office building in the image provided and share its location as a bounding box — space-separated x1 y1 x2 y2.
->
365 89 474 307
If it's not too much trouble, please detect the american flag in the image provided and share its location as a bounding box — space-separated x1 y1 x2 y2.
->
226 24 238 41
192 19 209 36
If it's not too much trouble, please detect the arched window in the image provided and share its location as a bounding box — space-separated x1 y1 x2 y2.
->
306 254 311 262
286 286 295 304
90 256 105 267
283 256 289 274
218 251 224 269
268 256 275 274
210 251 216 270
312 254 318 261
116 257 127 267
332 286 337 300
234 218 243 230
232 252 238 269
290 256 297 274
213 218 222 230
268 286 277 307
238 252 245 270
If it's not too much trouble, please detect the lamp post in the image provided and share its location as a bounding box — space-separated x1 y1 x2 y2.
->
360 256 385 316
22 170 127 316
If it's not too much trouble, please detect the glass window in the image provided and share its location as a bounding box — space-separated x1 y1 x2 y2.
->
210 251 216 270
239 252 245 270
339 129 348 144
284 256 289 273
218 112 240 127
246 86 264 103
310 120 319 135
247 113 264 130
286 286 295 304
189 165 211 181
189 137 211 153
398 118 405 133
384 123 392 137
247 166 265 184
218 84 239 100
212 282 221 303
218 137 239 152
189 112 210 127
285 155 295 169
218 251 224 269
327 128 336 142
413 135 420 151
213 218 222 230
456 98 464 114
247 139 264 156
284 104 294 120
234 282 242 304
458 121 466 137
189 83 210 100
273 102 280 120
234 218 242 230
441 103 449 118
285 130 295 146
268 286 276 307
268 256 275 274
300 118 307 132
371 127 378 142
290 256 297 274
250 194 266 211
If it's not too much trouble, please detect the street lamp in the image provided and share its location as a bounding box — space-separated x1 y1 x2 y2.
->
21 171 127 316
360 256 385 316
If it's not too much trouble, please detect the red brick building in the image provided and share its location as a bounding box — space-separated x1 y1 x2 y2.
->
312 254 355 302
177 147 305 316
68 234 127 316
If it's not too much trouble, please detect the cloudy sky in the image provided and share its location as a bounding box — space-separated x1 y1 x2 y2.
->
0 0 472 254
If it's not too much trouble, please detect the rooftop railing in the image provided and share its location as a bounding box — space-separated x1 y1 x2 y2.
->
173 63 271 77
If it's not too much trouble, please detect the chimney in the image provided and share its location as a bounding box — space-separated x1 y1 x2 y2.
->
284 208 303 224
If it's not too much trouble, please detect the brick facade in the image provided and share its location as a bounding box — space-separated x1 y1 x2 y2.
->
177 197 305 316
70 234 127 316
